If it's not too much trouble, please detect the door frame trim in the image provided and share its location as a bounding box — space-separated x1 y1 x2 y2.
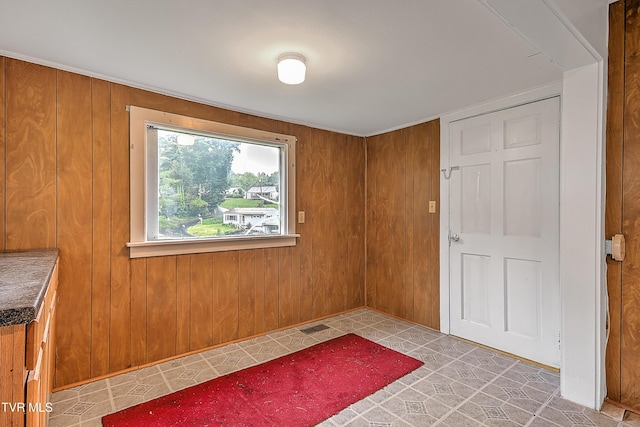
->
439 81 563 335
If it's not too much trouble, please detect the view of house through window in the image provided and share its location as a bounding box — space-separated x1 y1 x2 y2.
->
150 127 283 240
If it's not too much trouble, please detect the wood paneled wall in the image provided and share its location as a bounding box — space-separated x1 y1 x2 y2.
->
0 56 441 389
366 121 440 329
0 57 365 388
606 0 640 412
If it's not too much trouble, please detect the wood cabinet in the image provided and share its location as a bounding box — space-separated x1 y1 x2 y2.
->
25 262 58 427
0 259 58 427
0 324 26 427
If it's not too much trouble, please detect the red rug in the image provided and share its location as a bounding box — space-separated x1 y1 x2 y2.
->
102 333 423 426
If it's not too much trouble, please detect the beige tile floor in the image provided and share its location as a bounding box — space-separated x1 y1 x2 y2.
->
49 308 639 426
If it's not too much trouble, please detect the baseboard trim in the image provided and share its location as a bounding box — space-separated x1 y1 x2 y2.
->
53 306 367 392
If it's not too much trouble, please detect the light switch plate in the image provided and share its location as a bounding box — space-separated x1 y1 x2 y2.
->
298 211 305 223
429 201 436 213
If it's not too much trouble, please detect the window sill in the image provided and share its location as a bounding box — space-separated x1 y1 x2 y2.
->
126 234 299 258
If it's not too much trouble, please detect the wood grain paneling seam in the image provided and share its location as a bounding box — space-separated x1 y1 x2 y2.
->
90 78 113 377
363 137 367 307
56 70 94 383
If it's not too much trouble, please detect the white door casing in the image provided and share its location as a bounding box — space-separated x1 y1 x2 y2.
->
447 97 560 367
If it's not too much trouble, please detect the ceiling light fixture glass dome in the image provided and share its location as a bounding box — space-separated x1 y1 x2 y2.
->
277 53 306 85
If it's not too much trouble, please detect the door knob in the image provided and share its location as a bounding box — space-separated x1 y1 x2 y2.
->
450 233 460 243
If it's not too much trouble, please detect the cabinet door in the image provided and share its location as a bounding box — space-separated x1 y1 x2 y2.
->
26 261 58 427
0 324 26 427
26 348 43 427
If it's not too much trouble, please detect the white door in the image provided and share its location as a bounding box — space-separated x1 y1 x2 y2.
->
448 97 560 367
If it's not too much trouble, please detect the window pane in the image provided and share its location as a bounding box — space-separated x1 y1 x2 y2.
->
155 128 283 240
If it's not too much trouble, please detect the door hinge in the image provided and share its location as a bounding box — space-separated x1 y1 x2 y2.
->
557 332 561 350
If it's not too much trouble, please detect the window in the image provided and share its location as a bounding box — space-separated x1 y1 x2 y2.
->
127 106 297 258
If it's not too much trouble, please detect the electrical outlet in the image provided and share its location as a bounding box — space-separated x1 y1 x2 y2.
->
429 201 437 213
298 211 305 223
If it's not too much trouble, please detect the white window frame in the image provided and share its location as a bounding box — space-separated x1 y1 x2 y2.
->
127 106 298 258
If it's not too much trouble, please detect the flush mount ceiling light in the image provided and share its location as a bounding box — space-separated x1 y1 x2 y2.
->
277 53 306 85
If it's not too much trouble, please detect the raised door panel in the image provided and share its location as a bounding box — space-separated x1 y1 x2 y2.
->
504 258 542 340
503 114 542 149
504 158 542 238
460 164 492 235
461 254 491 327
461 124 492 155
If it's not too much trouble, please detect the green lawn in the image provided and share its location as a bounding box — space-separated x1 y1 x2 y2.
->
187 217 237 237
163 198 278 237
220 198 277 209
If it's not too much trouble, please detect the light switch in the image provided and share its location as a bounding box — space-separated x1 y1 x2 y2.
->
429 201 437 213
298 211 306 223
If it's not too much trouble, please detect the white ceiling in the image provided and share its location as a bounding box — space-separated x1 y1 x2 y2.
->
0 0 597 136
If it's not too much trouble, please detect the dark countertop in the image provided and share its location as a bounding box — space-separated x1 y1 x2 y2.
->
0 249 58 327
